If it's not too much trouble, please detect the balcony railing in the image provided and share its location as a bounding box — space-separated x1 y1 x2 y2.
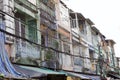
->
40 9 56 30
40 0 55 10
74 56 83 66
15 39 41 66
14 0 37 12
41 48 61 69
39 2 55 17
47 37 59 50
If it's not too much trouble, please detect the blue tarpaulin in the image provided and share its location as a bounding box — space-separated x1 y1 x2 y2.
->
0 22 26 78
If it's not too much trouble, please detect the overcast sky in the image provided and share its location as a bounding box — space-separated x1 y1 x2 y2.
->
62 0 120 57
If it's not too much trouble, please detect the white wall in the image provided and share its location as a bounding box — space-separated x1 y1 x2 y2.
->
83 47 91 69
2 0 16 59
3 0 14 42
86 21 92 43
59 2 71 32
56 1 73 70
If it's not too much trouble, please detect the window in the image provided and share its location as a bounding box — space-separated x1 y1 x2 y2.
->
21 23 25 38
89 49 94 61
74 57 83 66
15 12 26 36
28 20 38 43
71 19 76 28
47 35 53 47
79 20 87 34
63 43 70 53
15 20 25 38
41 35 45 46
40 0 48 3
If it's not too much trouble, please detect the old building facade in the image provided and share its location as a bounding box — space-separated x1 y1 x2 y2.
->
0 0 119 80
56 0 73 71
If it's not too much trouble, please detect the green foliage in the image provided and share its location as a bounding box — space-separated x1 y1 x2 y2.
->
16 57 40 66
45 50 53 60
53 40 59 49
0 73 4 79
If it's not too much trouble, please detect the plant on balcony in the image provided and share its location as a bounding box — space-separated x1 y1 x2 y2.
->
53 40 59 49
45 49 53 60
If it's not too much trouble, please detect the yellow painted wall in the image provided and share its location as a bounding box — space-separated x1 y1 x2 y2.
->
67 76 81 80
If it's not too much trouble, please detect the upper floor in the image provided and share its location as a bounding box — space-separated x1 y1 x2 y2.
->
70 12 87 39
56 0 71 32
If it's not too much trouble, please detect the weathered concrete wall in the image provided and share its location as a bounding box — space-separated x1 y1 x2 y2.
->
3 0 14 43
86 21 92 43
0 0 3 10
56 1 71 32
56 0 73 71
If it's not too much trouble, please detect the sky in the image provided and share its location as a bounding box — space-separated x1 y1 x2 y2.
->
62 0 120 57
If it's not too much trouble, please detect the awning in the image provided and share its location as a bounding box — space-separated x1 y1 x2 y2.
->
66 72 90 80
20 66 65 76
13 64 46 78
82 74 101 80
60 71 101 80
107 73 120 79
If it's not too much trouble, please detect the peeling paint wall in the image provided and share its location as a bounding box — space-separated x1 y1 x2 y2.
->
3 0 14 43
86 21 92 43
56 1 71 32
56 0 73 70
1 0 15 58
0 0 3 10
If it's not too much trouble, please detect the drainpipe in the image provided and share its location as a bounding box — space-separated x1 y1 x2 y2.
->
112 52 115 69
98 43 102 76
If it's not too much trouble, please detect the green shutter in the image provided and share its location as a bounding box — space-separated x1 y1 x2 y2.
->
28 20 37 43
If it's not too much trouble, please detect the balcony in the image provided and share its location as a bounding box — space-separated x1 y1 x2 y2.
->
47 38 59 50
73 56 84 72
14 39 41 66
41 48 62 69
80 32 87 40
39 2 55 17
14 0 37 13
74 57 83 66
40 9 56 30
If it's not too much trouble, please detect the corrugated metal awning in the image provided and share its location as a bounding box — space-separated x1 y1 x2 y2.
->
19 65 66 75
13 64 46 78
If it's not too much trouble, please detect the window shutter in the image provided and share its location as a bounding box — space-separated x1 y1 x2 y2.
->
15 20 20 36
28 20 37 43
